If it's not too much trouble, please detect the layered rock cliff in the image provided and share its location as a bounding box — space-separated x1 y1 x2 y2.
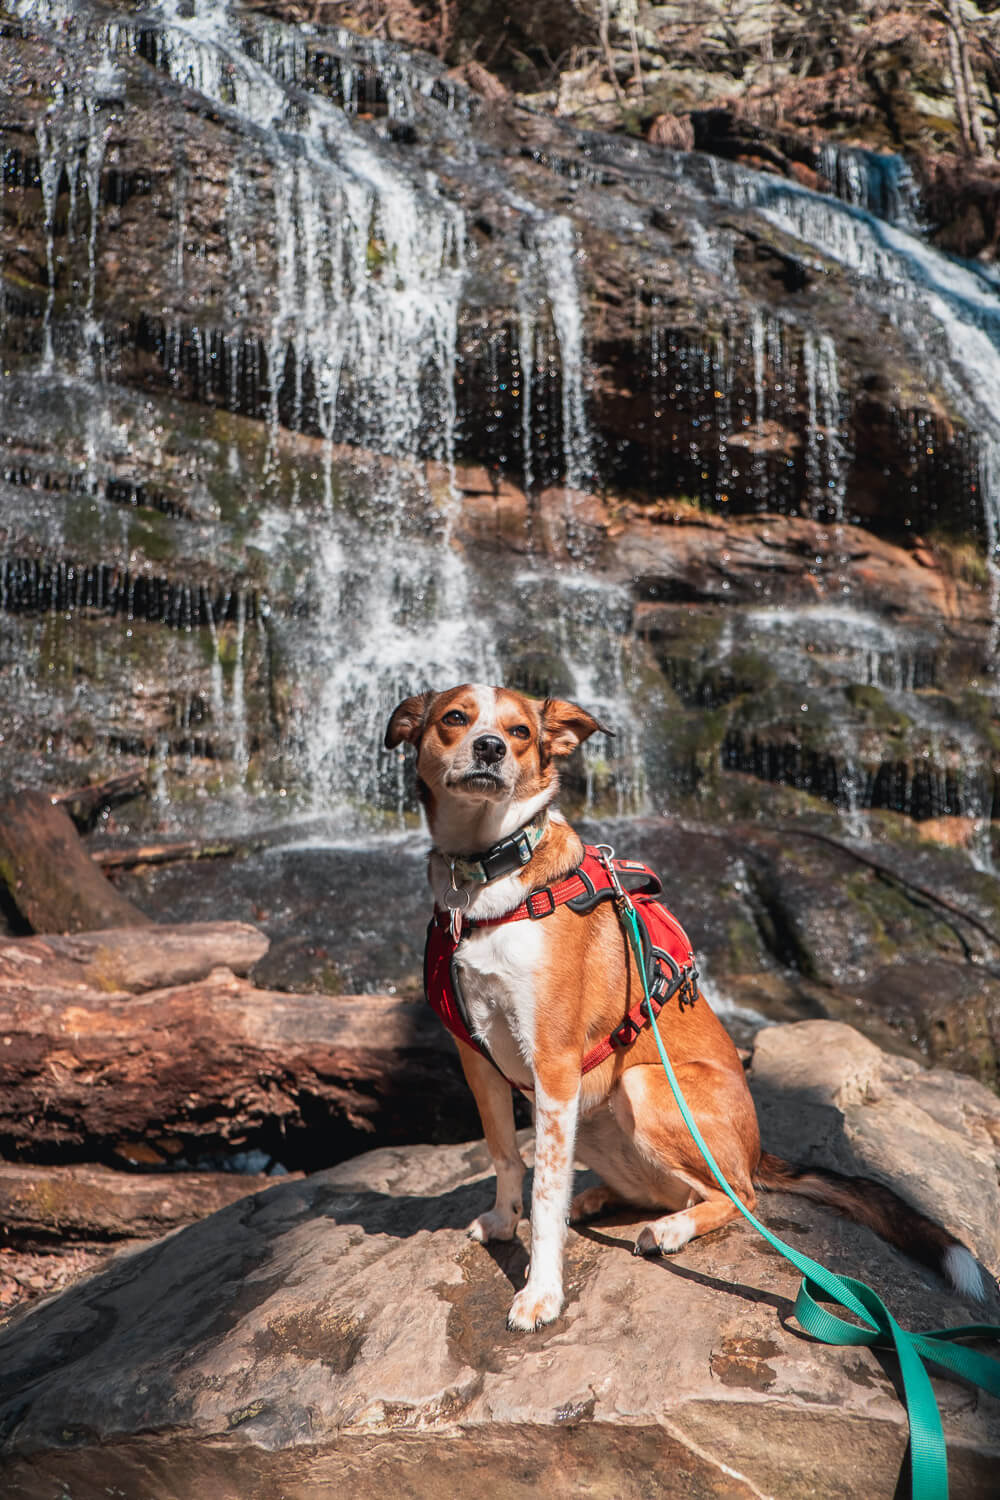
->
3 0 1000 1081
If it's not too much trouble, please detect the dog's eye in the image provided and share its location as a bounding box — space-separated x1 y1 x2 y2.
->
442 710 468 726
509 724 531 740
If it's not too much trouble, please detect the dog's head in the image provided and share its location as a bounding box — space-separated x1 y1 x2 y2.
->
385 684 611 819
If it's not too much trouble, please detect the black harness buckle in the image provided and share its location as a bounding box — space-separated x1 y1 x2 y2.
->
527 886 557 919
610 1013 642 1049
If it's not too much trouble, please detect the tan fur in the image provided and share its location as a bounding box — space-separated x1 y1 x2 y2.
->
386 684 985 1328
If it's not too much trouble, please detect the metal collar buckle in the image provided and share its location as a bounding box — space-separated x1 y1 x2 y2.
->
514 831 533 864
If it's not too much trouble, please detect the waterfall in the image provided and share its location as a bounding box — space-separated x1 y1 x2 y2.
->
802 332 850 522
532 216 595 494
657 149 1000 609
9 0 504 827
7 0 1000 845
32 73 112 374
644 309 853 521
817 144 924 232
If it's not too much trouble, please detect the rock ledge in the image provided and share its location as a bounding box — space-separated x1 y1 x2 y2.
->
1 1021 998 1500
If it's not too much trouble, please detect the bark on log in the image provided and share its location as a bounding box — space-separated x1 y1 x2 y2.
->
0 791 151 933
91 836 262 870
0 972 475 1165
0 923 270 994
0 1162 296 1244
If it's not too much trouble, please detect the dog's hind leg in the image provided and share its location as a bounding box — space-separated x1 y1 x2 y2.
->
613 1060 759 1256
635 1191 743 1255
456 1038 525 1243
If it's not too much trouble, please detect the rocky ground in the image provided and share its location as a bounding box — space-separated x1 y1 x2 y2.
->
0 1021 998 1500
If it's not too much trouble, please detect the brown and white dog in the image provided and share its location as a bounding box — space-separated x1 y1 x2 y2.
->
386 683 986 1331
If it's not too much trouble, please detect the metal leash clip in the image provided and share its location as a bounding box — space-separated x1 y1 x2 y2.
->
594 842 631 918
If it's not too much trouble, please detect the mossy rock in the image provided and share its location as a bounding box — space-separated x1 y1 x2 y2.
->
843 684 911 735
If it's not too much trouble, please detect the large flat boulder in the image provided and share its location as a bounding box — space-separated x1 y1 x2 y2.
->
0 1022 998 1499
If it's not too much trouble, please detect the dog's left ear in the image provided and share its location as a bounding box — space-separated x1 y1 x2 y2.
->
385 691 436 749
540 698 615 759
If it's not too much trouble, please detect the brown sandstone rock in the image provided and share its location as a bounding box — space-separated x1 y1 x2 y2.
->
0 1022 996 1499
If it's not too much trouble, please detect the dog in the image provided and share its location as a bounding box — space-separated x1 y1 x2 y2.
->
386 683 986 1330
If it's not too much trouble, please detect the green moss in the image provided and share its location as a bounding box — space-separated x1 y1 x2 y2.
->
728 650 776 696
500 645 574 700
844 869 962 960
926 533 990 588
128 511 175 564
724 914 765 971
843 683 910 735
366 234 392 274
673 704 731 760
958 688 1000 753
729 683 832 750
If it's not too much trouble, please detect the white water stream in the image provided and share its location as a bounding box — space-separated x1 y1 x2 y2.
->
8 0 1000 846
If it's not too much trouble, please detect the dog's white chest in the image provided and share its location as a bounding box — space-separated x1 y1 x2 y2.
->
455 921 543 1086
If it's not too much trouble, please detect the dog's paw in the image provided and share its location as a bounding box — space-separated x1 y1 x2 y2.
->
467 1208 520 1243
569 1184 615 1223
634 1211 695 1258
506 1282 563 1331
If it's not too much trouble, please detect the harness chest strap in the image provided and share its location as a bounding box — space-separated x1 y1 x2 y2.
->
423 846 699 1089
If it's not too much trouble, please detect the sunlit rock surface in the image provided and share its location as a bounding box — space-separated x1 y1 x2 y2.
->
0 1022 997 1500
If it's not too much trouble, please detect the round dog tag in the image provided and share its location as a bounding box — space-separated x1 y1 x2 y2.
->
444 885 470 911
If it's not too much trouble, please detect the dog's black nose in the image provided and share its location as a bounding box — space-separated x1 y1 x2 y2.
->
473 734 506 765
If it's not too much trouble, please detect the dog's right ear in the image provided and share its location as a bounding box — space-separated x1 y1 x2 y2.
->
384 691 436 749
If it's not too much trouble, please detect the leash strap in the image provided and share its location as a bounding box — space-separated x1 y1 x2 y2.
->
610 879 1000 1500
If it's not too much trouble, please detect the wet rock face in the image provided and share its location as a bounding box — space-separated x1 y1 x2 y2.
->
1 0 998 829
600 818 1000 1088
2 2 1000 1065
0 1022 998 1499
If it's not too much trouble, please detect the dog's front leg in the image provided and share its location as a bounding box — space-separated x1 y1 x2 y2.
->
456 1039 525 1242
507 1074 580 1331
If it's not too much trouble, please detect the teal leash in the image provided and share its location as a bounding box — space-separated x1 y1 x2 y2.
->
602 856 1000 1500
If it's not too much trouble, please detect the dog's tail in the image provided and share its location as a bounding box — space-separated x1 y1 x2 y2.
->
753 1152 987 1301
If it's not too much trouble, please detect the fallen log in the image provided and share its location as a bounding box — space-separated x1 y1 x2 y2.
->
91 836 262 871
53 770 147 829
0 790 151 933
0 1161 296 1245
0 972 476 1168
0 923 269 994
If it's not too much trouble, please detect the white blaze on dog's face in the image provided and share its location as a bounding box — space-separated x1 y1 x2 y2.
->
385 684 608 832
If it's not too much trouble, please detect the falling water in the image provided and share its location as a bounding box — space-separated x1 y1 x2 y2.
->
802 332 850 521
533 216 595 494
33 74 111 373
817 144 924 232
7 0 1000 846
11 0 500 826
505 570 645 816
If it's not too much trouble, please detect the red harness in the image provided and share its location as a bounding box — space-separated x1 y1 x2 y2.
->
423 845 699 1090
